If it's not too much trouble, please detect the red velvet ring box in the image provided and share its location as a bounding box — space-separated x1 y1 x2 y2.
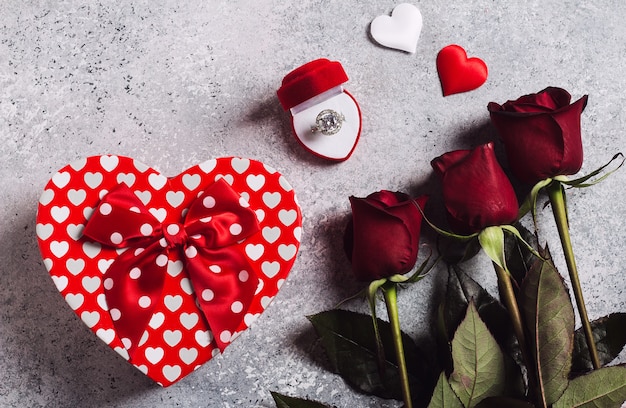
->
277 58 362 161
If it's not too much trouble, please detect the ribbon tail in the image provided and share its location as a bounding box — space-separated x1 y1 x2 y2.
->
104 243 167 361
186 247 259 352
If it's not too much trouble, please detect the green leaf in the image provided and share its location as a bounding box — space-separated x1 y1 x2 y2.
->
572 313 626 375
440 266 525 399
270 392 332 408
553 366 626 408
307 309 437 405
520 258 575 407
449 301 507 408
439 266 489 374
443 266 515 355
438 235 482 265
475 397 536 407
427 372 464 408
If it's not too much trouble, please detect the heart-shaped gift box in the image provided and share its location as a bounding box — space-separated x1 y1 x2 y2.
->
36 155 302 386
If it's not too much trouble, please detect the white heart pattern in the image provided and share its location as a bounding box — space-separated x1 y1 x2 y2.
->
182 174 201 191
370 3 423 53
36 155 302 387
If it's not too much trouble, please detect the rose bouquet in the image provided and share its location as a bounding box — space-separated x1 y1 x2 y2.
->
271 88 626 408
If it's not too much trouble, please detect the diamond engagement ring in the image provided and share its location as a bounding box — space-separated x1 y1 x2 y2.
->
311 109 345 135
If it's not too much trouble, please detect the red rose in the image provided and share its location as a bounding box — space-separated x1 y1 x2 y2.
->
431 142 519 234
344 191 428 281
488 87 588 184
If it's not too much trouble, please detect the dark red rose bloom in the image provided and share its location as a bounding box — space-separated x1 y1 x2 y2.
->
344 191 428 281
488 87 588 184
431 142 518 234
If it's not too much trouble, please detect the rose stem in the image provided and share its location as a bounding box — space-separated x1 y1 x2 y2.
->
547 181 601 369
382 283 412 408
492 264 533 379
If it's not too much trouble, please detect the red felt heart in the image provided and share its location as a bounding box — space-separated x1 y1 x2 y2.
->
36 155 302 386
436 44 488 96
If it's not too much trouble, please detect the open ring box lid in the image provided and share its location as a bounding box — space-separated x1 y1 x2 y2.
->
277 59 362 161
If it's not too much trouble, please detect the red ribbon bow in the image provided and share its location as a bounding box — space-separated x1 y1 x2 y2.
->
83 178 260 357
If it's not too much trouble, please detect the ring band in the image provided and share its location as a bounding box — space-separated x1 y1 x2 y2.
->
311 109 345 135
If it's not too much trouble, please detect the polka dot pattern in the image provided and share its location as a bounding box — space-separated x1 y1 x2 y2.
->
129 267 142 279
140 223 153 236
203 196 216 208
229 223 242 236
201 289 214 302
35 155 303 387
110 232 123 245
100 203 113 215
231 301 243 313
138 296 152 308
156 254 168 267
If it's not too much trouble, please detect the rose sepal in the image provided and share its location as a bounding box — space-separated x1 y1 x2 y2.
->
391 248 438 284
335 252 436 313
478 226 507 271
337 249 437 306
412 199 478 241
500 225 543 261
517 178 553 224
557 152 624 188
414 199 541 264
477 225 542 277
519 152 624 225
363 254 438 352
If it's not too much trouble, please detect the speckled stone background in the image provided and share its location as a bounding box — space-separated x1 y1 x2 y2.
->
1 1 625 407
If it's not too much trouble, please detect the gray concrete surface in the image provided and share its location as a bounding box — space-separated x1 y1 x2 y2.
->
1 1 625 407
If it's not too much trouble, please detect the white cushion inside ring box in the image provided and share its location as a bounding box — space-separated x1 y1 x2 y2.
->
291 87 361 161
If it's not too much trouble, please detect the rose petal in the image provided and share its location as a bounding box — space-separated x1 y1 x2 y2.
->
436 143 518 233
345 193 426 281
488 88 587 184
431 149 472 176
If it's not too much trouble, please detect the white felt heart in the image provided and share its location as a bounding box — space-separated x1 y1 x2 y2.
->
370 3 423 53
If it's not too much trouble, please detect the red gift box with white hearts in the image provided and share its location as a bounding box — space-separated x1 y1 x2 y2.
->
35 155 302 386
